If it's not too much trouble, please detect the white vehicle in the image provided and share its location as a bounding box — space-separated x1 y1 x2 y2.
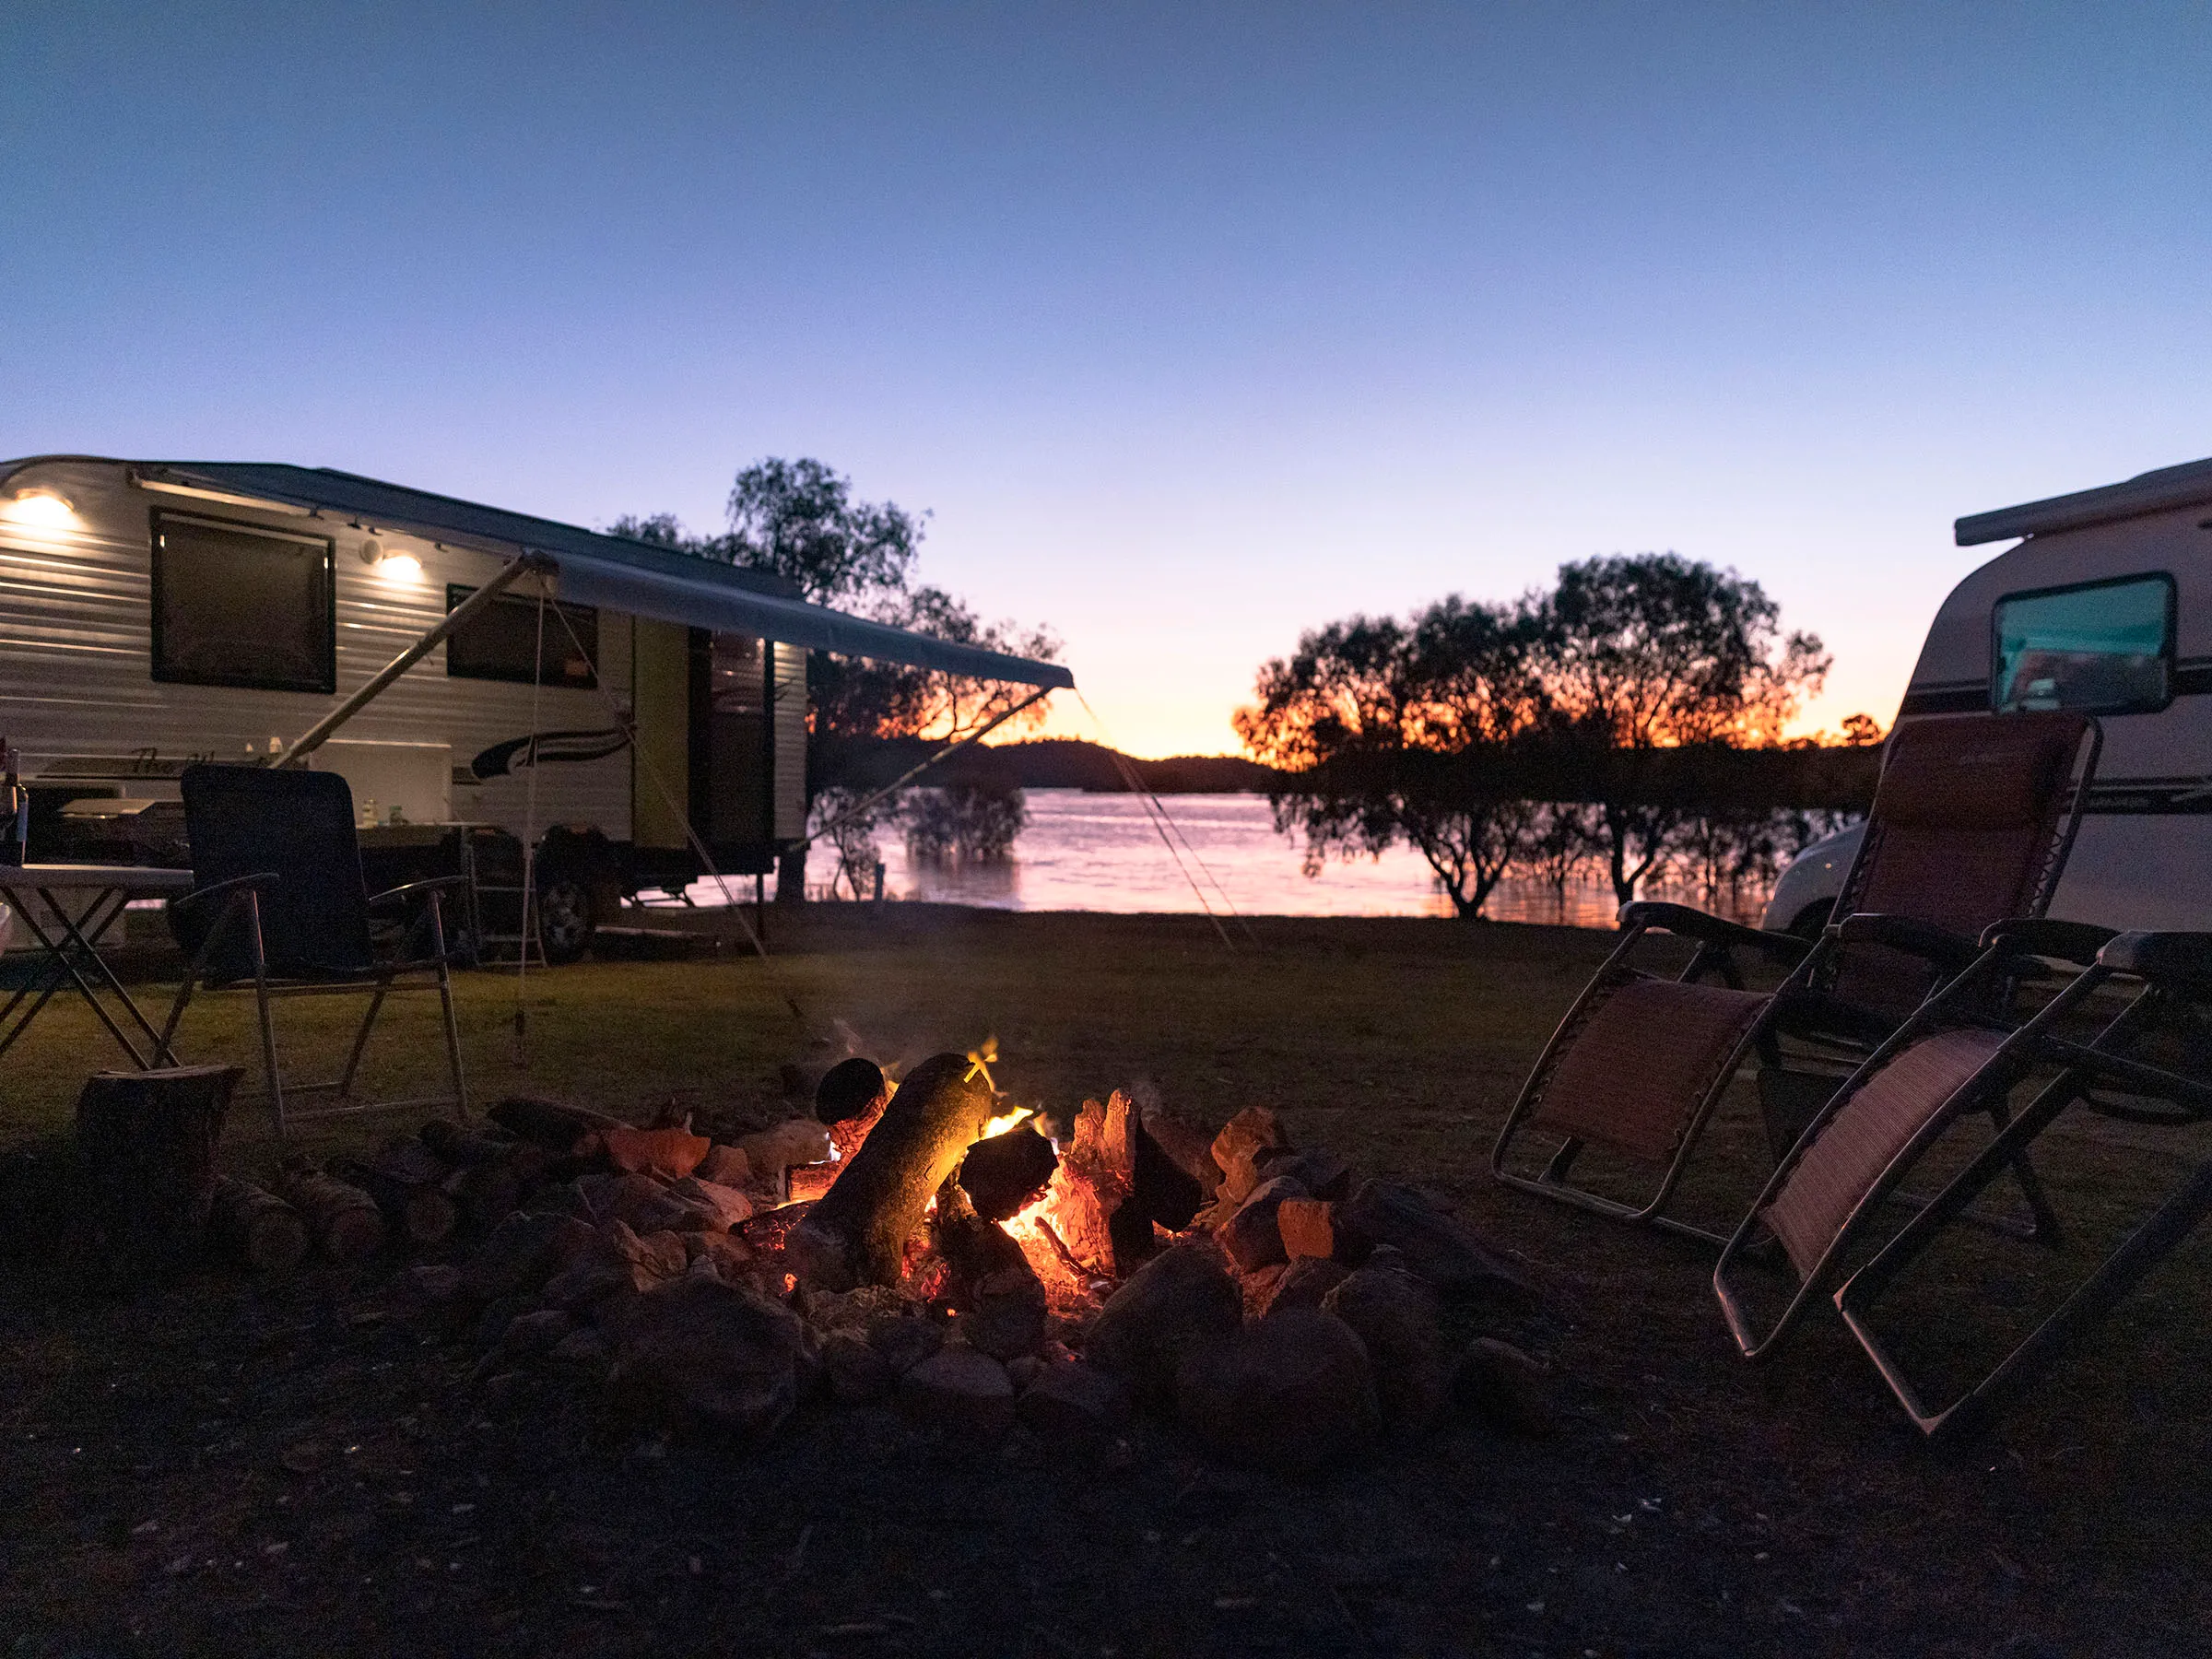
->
0 456 1070 957
1763 453 2212 935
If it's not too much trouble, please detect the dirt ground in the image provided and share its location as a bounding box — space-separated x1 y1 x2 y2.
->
4 905 2211 1657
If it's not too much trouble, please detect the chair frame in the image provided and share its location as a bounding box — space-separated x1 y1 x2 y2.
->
1711 916 2117 1362
159 870 470 1137
1490 716 2101 1245
1833 931 2212 1440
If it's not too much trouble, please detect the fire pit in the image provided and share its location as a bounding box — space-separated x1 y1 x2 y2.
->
301 1046 1553 1473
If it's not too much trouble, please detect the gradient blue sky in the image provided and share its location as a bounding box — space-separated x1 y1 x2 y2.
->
6 5 2209 756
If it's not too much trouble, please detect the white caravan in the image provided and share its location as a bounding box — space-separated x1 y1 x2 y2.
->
0 456 1071 957
1763 454 2212 935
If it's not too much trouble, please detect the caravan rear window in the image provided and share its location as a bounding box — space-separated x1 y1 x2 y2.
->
1993 574 2174 715
151 513 336 694
444 585 598 688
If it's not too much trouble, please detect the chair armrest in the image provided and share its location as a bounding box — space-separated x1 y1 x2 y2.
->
1979 917 2119 968
1828 912 1982 970
169 871 278 912
366 874 471 909
2097 931 2212 985
1618 900 1810 962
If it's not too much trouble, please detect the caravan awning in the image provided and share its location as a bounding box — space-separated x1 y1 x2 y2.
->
130 461 1075 689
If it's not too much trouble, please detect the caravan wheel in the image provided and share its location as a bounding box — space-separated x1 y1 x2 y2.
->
536 871 596 965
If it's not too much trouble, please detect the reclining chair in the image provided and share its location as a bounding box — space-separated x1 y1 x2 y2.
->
1831 930 2212 1440
1491 712 2100 1243
1712 915 2120 1363
159 764 468 1137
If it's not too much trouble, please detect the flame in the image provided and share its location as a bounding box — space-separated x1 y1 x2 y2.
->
980 1105 1033 1140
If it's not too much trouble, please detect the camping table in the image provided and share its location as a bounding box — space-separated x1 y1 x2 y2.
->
0 864 195 1071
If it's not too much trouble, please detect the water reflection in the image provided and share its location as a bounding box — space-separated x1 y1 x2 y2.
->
696 791 1769 927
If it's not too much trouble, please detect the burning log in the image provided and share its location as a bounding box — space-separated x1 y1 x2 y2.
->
208 1175 309 1274
1134 1104 1217 1230
817 1056 888 1124
958 1123 1058 1221
787 1053 997 1290
929 1182 1049 1359
1033 1092 1138 1277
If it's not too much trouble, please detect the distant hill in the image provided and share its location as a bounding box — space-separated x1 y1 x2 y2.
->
829 736 1281 794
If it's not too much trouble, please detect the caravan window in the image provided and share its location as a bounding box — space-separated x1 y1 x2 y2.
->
444 585 598 688
151 513 335 693
1993 574 2174 715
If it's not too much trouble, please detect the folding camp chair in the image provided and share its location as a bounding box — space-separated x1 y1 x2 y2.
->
1712 916 2117 1362
1829 929 2212 1440
1491 712 2100 1243
159 764 468 1136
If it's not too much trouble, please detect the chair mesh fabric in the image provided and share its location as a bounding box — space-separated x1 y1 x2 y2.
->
1531 977 1770 1163
179 765 375 982
1761 1027 2007 1277
1826 713 2088 1018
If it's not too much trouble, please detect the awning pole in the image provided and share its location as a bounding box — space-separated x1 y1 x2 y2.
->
274 552 551 768
798 685 1057 852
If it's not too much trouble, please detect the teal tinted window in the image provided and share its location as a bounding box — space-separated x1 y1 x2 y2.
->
1993 575 2172 714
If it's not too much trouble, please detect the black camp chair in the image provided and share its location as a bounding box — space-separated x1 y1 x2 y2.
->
1831 930 2212 1440
159 764 467 1136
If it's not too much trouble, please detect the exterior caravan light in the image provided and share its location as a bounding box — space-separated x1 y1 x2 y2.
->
0 488 76 527
359 537 423 582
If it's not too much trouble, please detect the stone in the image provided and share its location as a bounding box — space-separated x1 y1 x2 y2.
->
1257 1256 1348 1318
1453 1338 1556 1438
1083 1241 1243 1410
666 1176 754 1230
959 1264 1049 1361
1277 1198 1347 1263
405 1262 464 1305
1342 1181 1537 1306
1239 1263 1287 1320
1255 1147 1353 1203
499 1307 576 1359
866 1314 945 1376
463 1212 596 1304
1210 1106 1289 1204
1017 1359 1131 1448
820 1330 893 1405
684 1230 758 1279
1174 1307 1379 1475
601 1124 711 1180
541 1219 686 1311
609 1277 813 1439
1217 1175 1307 1275
699 1143 752 1188
587 1171 698 1236
737 1119 834 1182
800 1284 915 1335
900 1346 1017 1436
1323 1265 1451 1437
548 1326 611 1375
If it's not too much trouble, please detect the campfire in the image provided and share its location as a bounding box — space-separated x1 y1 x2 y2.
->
198 1043 1550 1473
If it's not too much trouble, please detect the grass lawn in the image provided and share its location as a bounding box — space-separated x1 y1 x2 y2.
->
4 905 2210 1656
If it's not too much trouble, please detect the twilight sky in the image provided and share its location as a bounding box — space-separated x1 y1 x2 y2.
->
5 5 2210 757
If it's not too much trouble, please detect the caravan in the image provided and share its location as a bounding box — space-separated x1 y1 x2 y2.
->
1764 454 2212 936
0 456 1071 959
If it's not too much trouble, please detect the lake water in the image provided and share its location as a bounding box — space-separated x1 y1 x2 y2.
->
711 790 1769 928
